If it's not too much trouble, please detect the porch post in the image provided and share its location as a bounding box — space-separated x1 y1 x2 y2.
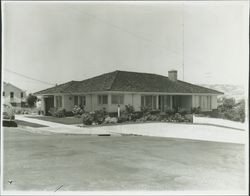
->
108 94 112 113
62 95 65 108
53 95 56 108
156 95 159 110
170 95 173 109
41 97 46 114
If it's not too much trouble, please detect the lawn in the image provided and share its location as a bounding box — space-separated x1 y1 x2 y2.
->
3 127 245 192
27 115 82 125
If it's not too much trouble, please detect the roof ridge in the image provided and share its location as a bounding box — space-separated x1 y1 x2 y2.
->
108 70 120 90
61 80 80 92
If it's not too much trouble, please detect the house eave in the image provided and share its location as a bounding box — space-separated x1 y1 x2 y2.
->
36 90 222 96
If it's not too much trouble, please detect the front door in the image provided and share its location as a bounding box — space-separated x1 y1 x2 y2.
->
44 96 54 116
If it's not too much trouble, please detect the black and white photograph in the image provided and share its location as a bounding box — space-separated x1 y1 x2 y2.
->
1 0 249 195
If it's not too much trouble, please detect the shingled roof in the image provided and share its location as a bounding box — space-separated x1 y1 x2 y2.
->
35 70 223 95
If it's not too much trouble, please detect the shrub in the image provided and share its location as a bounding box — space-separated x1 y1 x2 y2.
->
150 109 161 115
217 98 245 122
82 108 108 125
104 116 118 124
117 116 128 123
93 108 108 124
82 112 94 125
165 108 175 115
184 114 193 122
48 107 66 118
222 98 235 110
125 105 135 114
191 107 201 114
54 109 66 118
65 111 74 117
130 112 142 121
48 107 57 116
72 105 84 116
179 108 188 115
140 106 151 116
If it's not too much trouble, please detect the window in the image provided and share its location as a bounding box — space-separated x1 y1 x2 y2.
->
55 96 62 108
141 95 157 109
10 92 14 98
197 96 212 111
74 96 78 106
98 95 108 105
21 92 24 98
3 91 5 96
111 95 124 104
79 96 86 106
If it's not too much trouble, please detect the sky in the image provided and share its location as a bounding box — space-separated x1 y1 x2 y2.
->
2 1 249 93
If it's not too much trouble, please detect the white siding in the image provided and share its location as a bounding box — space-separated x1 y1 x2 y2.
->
211 95 218 109
63 95 74 111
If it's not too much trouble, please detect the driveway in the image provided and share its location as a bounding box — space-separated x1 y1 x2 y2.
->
15 115 247 144
3 127 246 192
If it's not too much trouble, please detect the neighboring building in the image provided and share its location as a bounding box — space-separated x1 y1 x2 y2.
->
2 82 27 107
35 70 223 115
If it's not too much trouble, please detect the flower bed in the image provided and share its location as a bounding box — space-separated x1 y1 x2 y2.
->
81 105 193 126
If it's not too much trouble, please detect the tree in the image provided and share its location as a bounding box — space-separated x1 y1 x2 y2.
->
222 97 235 110
26 94 38 108
218 98 245 122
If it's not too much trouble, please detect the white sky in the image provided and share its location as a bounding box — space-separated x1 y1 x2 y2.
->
2 1 249 93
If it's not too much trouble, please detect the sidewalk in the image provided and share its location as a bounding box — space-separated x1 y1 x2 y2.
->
15 115 247 144
15 115 110 135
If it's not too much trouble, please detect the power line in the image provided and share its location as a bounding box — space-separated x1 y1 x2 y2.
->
69 6 214 78
4 68 56 86
68 7 182 60
182 2 185 81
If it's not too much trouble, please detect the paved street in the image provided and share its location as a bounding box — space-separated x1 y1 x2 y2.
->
3 126 245 192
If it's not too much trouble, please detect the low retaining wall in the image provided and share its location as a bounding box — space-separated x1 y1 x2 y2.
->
193 115 246 130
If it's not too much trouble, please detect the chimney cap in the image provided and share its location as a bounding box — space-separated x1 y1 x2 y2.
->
168 70 177 72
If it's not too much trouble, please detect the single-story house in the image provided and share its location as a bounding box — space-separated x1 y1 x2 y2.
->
34 70 223 115
3 82 27 107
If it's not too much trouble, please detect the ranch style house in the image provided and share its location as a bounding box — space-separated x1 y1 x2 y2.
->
35 70 223 115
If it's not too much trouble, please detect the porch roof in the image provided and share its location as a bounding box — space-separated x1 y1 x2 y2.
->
34 70 223 95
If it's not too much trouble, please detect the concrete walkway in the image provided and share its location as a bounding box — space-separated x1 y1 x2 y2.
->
15 115 247 144
15 115 110 135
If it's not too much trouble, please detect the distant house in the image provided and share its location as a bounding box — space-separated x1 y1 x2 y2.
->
35 70 223 115
3 82 27 107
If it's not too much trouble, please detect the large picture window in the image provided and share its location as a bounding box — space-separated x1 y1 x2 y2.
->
56 96 62 108
111 94 124 104
198 96 212 111
98 95 108 105
141 95 157 109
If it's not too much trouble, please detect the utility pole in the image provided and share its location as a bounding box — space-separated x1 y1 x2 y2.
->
182 2 185 81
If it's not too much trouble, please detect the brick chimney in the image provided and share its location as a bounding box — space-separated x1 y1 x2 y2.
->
168 70 178 81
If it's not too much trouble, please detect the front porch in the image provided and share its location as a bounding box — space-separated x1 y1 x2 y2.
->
142 95 193 113
158 95 192 112
40 93 213 116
